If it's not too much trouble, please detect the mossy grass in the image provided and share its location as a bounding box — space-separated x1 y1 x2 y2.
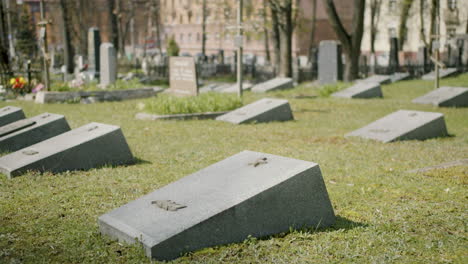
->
142 92 243 115
0 74 467 263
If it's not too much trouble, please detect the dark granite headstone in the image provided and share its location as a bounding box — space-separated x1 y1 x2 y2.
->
88 27 101 78
389 37 399 73
318 41 342 85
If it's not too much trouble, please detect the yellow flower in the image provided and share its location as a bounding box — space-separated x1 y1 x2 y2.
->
10 78 15 85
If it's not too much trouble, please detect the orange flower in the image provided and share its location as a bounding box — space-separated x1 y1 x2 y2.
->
9 77 27 89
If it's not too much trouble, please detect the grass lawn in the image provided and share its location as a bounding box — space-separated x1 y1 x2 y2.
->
0 74 467 263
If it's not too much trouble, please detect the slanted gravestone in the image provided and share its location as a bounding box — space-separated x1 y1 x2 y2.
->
88 27 101 78
216 98 293 124
390 72 410 83
0 106 25 127
318 40 343 85
332 82 382 99
358 75 391 85
0 122 133 178
0 113 70 152
422 68 458 80
169 57 198 96
220 82 253 93
346 110 448 143
100 43 117 87
251 78 293 93
99 150 335 261
412 87 468 107
199 83 231 93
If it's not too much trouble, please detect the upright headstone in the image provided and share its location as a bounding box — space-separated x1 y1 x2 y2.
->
216 98 293 124
412 87 468 107
99 150 335 260
0 113 71 152
100 43 117 87
0 122 134 178
217 49 224 64
169 57 198 96
389 37 399 73
346 110 448 143
251 77 293 93
88 27 101 78
332 82 382 99
0 106 25 127
417 46 428 72
318 40 343 84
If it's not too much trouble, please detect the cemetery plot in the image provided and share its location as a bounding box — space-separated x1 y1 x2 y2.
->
412 86 468 107
358 75 391 85
332 82 382 99
0 106 25 127
318 40 342 85
169 57 198 96
0 113 71 152
216 98 293 124
0 122 133 178
422 68 459 80
251 78 293 93
346 110 448 143
99 150 335 261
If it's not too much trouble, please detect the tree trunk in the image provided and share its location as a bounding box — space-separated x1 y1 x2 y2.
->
108 0 119 52
307 0 317 64
323 0 365 81
428 0 437 55
0 0 10 73
59 0 74 74
201 0 207 59
262 0 271 64
278 1 293 77
153 0 163 55
398 0 414 50
270 2 280 71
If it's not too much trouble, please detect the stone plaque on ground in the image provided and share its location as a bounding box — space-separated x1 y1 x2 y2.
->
251 78 293 93
216 98 293 124
318 40 343 85
0 113 71 152
88 27 101 78
0 122 133 178
99 150 335 260
412 87 468 107
332 82 382 99
346 110 448 143
358 75 391 85
100 43 117 87
169 57 198 96
0 106 25 127
422 68 459 80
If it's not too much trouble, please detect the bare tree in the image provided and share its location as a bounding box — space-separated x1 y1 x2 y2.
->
398 0 414 50
270 2 281 69
307 0 318 64
369 0 382 55
269 0 293 77
262 0 271 64
0 0 10 74
419 0 437 55
201 0 207 60
323 0 365 81
59 0 74 74
108 0 119 52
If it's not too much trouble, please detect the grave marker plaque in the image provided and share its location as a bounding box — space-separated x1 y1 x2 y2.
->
346 110 448 143
0 113 70 152
0 106 25 127
332 82 382 99
251 78 293 93
169 57 198 96
99 150 335 260
216 98 293 124
412 87 468 107
0 122 133 178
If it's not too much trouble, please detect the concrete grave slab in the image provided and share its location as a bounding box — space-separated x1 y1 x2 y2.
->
390 72 411 83
346 110 448 143
318 40 343 85
216 98 293 124
0 106 25 127
332 82 382 99
220 82 253 93
0 122 133 178
358 75 391 85
99 150 335 260
199 83 231 93
422 68 459 80
0 113 71 152
412 86 468 107
251 78 293 93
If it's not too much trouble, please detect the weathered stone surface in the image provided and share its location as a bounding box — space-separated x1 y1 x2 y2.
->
318 40 342 85
216 98 293 124
35 87 163 104
220 82 253 93
412 87 468 107
390 72 410 83
135 111 228 121
0 106 25 127
251 78 293 93
199 83 230 93
358 75 391 85
100 43 117 87
99 150 335 260
346 110 448 143
0 113 71 152
169 57 198 96
422 68 459 80
332 82 382 99
0 122 133 178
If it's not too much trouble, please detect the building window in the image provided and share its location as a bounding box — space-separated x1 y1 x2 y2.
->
448 0 457 10
188 33 192 42
389 0 397 12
